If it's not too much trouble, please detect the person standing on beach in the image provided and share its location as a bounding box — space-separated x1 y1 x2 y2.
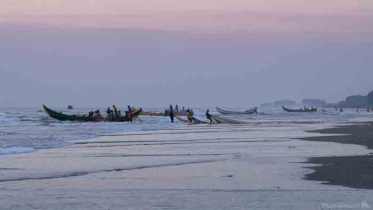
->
206 110 212 124
113 105 118 119
106 107 111 120
186 109 193 123
127 105 133 122
169 105 174 123
110 110 115 121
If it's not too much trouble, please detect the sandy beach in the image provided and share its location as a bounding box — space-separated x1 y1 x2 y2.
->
303 123 373 190
2 0 373 208
0 122 372 210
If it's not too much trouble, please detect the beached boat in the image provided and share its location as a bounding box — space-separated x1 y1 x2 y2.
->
43 105 142 122
216 107 257 115
282 106 317 113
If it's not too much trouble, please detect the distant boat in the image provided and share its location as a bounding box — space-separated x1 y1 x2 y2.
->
282 106 317 113
67 105 73 110
43 104 142 122
216 107 257 115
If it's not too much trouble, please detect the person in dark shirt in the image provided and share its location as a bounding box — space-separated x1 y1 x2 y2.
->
127 106 133 122
206 110 212 124
106 107 111 120
169 105 174 123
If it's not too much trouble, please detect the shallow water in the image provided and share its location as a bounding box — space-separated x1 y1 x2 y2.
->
0 106 371 155
0 121 372 210
1 108 373 210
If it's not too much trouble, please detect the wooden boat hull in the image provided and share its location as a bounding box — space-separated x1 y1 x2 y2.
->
216 107 257 115
43 105 142 122
282 106 317 113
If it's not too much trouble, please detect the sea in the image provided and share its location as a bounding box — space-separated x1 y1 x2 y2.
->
0 106 372 156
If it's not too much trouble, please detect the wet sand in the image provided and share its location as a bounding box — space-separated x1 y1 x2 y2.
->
303 123 373 189
0 123 372 210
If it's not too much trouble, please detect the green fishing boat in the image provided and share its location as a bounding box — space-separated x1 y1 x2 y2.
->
43 104 142 122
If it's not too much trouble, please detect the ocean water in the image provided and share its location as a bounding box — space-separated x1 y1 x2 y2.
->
0 106 371 155
1 106 373 210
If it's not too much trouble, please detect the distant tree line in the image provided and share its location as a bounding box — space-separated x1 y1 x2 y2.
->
327 90 373 108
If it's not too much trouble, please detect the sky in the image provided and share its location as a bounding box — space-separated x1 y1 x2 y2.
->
1 0 373 108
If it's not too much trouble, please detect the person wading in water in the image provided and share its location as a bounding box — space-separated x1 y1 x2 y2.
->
206 110 212 124
186 109 194 123
169 105 174 123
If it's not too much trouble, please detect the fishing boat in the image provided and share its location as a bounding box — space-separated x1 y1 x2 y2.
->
216 107 257 115
282 106 317 113
43 104 142 122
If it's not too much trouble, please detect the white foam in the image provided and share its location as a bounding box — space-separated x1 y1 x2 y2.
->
0 147 35 155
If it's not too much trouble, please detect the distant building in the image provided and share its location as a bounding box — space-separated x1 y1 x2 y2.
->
301 99 326 107
273 100 296 107
325 103 339 108
260 102 273 108
67 105 73 110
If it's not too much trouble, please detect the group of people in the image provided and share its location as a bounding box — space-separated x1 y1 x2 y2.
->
88 104 373 124
105 105 136 121
336 107 373 113
185 109 211 124
356 107 372 113
335 107 344 112
164 105 187 116
85 105 136 122
87 110 103 121
301 106 316 111
167 105 192 123
168 104 196 123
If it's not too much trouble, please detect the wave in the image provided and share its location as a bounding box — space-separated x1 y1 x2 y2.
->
0 147 35 155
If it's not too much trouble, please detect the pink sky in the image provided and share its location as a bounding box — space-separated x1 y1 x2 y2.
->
1 0 373 37
1 0 373 107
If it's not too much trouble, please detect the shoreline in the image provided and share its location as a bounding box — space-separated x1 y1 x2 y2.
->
1 121 373 209
302 122 373 189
